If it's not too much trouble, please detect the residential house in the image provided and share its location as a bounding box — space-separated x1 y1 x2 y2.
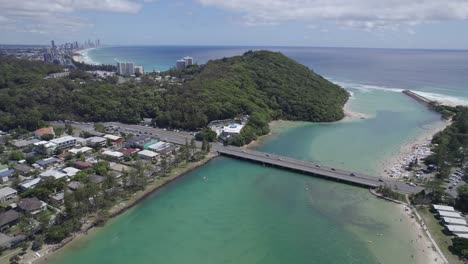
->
49 192 64 207
117 148 139 156
74 161 93 170
0 170 14 183
104 134 123 144
17 197 46 215
36 157 61 169
89 175 105 185
34 127 55 139
0 211 20 231
102 150 124 159
68 147 93 155
13 164 34 175
138 150 159 161
33 141 57 155
67 181 82 191
39 170 67 180
50 136 77 149
0 187 18 202
18 178 41 191
109 162 131 173
62 167 81 177
86 136 107 147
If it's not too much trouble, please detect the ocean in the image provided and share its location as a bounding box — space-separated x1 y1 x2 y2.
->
48 46 467 264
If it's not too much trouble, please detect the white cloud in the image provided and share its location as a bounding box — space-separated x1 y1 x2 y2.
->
197 0 468 30
0 0 142 37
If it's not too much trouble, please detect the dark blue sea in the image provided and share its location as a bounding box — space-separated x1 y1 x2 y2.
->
85 46 468 103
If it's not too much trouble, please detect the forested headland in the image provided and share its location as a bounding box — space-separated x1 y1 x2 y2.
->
0 51 348 145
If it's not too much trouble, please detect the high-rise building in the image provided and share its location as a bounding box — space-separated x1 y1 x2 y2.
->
184 56 193 66
117 62 135 76
51 40 55 48
176 59 186 69
134 66 144 75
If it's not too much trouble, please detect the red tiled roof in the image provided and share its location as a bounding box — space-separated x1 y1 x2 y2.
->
34 127 54 136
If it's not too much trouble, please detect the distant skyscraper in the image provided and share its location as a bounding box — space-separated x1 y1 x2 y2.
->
51 40 55 48
117 62 135 76
184 56 193 66
176 59 186 69
134 66 144 75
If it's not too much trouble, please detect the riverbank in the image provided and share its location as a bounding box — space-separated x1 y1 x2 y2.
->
379 119 451 179
343 100 373 121
26 153 217 264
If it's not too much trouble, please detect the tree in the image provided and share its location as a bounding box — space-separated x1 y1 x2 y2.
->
41 134 54 141
65 124 74 135
195 128 217 142
94 123 105 133
9 151 24 161
31 235 44 251
53 126 64 137
456 186 468 213
451 237 468 258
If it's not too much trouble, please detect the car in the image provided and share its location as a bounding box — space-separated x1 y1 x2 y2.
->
378 179 384 182
242 150 246 153
350 173 356 176
315 164 321 168
331 168 336 171
278 158 282 161
266 154 270 157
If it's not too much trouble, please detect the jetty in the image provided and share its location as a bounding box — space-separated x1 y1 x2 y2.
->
402 90 433 106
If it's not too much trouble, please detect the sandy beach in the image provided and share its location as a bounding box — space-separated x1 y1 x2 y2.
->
72 48 96 64
343 100 374 121
398 204 445 264
379 119 451 179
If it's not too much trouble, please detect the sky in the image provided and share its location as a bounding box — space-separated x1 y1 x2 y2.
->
1 0 468 49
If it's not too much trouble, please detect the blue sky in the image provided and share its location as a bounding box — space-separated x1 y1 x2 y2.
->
1 0 468 49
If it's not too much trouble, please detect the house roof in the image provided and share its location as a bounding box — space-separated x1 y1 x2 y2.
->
36 157 61 167
34 127 54 136
19 178 41 189
50 191 64 201
117 148 139 155
67 181 82 190
17 197 43 212
0 169 14 178
74 161 93 169
0 210 20 227
0 187 17 198
138 150 158 158
89 175 105 184
13 164 33 174
62 167 81 176
40 170 67 180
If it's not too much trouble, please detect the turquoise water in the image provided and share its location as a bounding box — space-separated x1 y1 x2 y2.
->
46 46 458 263
47 87 443 264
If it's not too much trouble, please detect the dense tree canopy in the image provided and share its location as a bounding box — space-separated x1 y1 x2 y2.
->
0 51 348 144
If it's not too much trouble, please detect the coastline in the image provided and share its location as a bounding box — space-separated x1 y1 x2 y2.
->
379 119 451 179
30 153 217 264
72 48 97 65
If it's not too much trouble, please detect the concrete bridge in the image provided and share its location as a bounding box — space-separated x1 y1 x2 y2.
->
92 122 422 194
217 146 421 194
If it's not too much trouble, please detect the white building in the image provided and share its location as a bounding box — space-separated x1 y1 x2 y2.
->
176 59 186 69
138 150 158 161
184 56 193 66
33 141 57 154
19 178 42 190
87 136 107 147
117 62 135 76
443 217 467 226
447 225 468 234
102 150 124 159
223 124 244 134
134 65 144 75
50 136 76 149
40 169 68 180
0 187 18 202
433 204 455 212
438 211 464 219
147 142 171 152
62 167 81 177
69 147 93 155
